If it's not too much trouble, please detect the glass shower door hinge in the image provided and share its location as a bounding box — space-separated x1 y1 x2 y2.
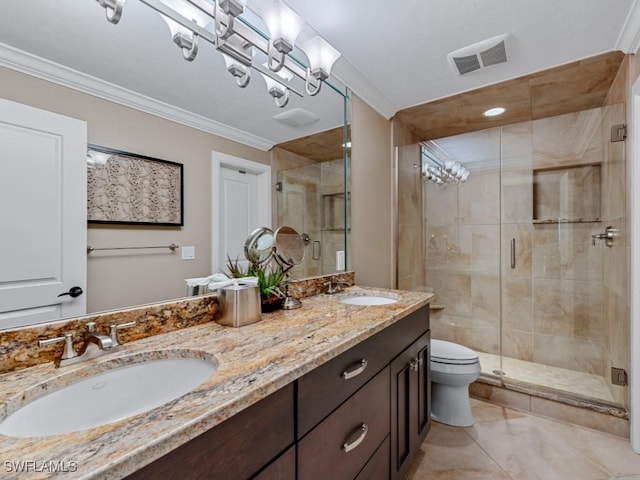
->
611 367 627 386
611 124 627 142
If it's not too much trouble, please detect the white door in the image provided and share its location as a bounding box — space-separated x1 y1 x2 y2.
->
0 98 87 329
220 166 259 272
212 152 271 275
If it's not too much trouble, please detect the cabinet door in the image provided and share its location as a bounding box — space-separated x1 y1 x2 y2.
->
390 331 430 480
414 332 431 446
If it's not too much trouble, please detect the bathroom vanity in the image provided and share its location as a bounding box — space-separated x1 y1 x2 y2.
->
0 287 432 479
129 302 430 480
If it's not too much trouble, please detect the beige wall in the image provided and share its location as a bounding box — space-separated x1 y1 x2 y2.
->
351 95 393 288
0 67 268 313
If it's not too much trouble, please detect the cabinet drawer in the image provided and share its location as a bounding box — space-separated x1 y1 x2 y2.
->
127 384 294 480
355 436 390 480
298 306 429 437
298 366 390 480
252 446 295 480
298 329 390 436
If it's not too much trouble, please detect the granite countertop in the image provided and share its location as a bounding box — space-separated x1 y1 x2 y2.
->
0 286 433 479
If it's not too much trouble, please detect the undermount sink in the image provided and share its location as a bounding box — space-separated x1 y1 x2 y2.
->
338 293 400 306
0 356 217 438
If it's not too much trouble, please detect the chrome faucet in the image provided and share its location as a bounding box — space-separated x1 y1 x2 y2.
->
324 276 350 295
38 321 136 367
85 322 114 350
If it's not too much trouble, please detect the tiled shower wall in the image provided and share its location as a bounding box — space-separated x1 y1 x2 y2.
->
425 107 627 398
273 152 348 278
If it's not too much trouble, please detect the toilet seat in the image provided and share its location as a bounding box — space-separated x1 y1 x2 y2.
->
431 339 479 365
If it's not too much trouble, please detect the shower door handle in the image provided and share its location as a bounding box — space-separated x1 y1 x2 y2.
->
510 238 516 269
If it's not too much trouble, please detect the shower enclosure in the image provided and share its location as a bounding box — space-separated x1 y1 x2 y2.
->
397 104 629 409
274 157 350 278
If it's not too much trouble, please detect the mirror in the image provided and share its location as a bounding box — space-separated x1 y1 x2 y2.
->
0 1 350 327
273 226 305 310
274 226 306 268
244 227 275 266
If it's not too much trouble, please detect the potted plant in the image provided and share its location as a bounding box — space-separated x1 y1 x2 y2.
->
255 263 285 313
224 255 285 312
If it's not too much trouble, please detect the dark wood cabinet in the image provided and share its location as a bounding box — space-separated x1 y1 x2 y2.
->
390 331 431 480
297 330 392 437
252 447 295 480
355 436 390 480
298 367 390 480
127 384 294 480
128 305 430 480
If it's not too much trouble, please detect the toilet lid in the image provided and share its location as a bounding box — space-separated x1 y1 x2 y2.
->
431 339 478 363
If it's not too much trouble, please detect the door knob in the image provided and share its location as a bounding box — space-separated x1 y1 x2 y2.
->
57 286 83 298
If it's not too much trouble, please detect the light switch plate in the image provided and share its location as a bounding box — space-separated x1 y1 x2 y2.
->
182 246 195 260
336 250 345 271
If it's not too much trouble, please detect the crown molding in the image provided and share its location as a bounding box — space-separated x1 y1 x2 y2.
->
332 58 398 120
0 42 274 151
617 0 640 54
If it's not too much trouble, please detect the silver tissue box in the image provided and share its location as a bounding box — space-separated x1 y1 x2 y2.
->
217 283 261 327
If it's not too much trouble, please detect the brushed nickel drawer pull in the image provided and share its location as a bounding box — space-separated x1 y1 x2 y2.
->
342 359 368 380
342 423 368 453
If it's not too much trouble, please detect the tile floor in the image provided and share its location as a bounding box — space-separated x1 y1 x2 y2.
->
407 399 640 480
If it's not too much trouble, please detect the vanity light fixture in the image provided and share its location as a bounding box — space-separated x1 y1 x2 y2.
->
300 36 341 95
483 106 506 117
261 63 293 108
262 0 305 72
421 141 470 186
86 149 113 168
222 52 251 87
94 0 341 106
157 0 213 61
96 0 125 24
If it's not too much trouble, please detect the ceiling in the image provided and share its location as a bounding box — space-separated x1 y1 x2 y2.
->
0 1 638 150
396 51 625 141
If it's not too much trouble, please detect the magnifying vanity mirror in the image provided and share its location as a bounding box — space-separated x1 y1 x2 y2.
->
274 226 306 268
244 227 275 267
273 226 306 310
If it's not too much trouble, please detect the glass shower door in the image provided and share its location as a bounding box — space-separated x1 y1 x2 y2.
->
500 105 628 407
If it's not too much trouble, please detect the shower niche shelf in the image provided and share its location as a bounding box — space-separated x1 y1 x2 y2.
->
322 191 350 231
532 163 601 224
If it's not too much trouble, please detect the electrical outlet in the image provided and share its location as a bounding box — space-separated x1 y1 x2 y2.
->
336 250 345 271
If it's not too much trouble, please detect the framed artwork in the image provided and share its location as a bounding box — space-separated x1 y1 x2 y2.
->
87 144 184 226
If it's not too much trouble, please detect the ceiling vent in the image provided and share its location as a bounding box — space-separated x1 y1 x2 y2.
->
273 108 319 128
447 34 508 76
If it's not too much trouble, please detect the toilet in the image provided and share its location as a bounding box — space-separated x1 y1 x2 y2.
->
430 339 481 427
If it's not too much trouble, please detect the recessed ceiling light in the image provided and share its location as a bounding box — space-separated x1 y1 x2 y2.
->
483 107 506 117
